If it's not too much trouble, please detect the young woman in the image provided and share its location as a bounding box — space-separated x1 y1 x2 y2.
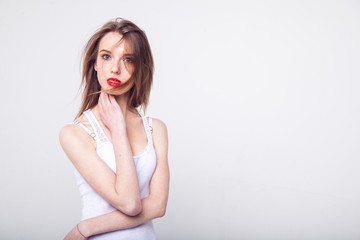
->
59 18 169 239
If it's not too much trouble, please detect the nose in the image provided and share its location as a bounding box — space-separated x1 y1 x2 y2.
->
111 60 122 74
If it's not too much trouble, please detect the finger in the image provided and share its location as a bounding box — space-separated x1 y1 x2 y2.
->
100 92 109 109
99 92 106 113
98 93 103 110
103 92 111 106
99 92 104 105
98 95 103 111
106 93 112 105
108 94 116 105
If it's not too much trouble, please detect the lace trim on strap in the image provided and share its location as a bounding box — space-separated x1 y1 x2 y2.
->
148 117 153 134
136 109 153 142
83 110 109 146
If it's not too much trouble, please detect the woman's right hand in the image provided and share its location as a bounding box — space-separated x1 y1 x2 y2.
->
63 225 87 240
98 92 126 133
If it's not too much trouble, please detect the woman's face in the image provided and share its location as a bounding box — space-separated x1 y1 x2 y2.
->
94 32 134 93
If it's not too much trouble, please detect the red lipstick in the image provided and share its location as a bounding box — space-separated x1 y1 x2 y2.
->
107 78 122 86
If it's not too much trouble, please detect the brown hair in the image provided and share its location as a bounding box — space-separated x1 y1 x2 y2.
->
75 18 154 119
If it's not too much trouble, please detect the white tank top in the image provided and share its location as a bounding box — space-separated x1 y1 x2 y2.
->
72 109 157 240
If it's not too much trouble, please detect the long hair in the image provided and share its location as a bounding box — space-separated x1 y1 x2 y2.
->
75 18 154 119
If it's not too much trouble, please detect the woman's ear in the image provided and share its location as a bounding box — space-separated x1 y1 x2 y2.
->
94 62 98 71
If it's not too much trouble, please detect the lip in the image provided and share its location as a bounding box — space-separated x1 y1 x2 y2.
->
107 78 122 86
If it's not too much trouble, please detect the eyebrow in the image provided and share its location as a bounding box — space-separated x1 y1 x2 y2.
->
99 49 134 56
99 49 111 53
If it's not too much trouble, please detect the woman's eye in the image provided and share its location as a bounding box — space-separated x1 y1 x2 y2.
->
102 54 111 60
123 57 133 63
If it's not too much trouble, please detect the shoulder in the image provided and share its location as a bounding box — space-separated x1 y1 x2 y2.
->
59 124 83 147
59 124 78 141
151 118 167 133
59 122 95 151
150 118 168 152
59 114 90 141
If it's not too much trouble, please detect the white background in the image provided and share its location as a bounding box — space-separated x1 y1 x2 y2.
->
1 0 359 239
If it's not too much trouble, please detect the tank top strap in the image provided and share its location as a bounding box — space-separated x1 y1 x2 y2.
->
84 109 109 145
71 121 97 140
136 109 153 143
148 117 153 134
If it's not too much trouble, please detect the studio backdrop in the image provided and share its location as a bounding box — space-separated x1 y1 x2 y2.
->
0 0 359 239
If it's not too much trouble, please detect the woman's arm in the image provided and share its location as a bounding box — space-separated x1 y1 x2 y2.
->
64 118 169 239
60 93 141 216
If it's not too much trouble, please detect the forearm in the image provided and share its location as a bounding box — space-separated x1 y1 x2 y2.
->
112 128 141 209
79 196 161 237
97 93 141 214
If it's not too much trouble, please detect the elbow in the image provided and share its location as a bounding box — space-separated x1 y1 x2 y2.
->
120 201 142 216
128 202 143 216
156 202 167 218
157 207 166 218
